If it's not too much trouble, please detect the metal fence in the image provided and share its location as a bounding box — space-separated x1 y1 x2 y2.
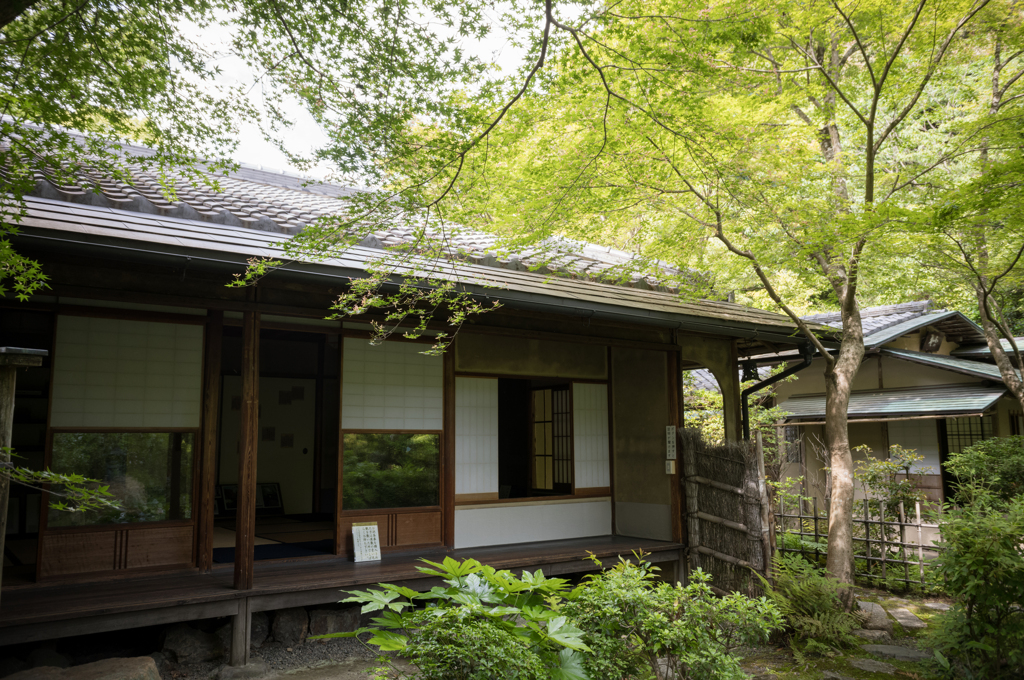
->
775 497 943 588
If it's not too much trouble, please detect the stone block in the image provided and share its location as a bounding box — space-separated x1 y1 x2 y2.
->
309 608 360 637
857 601 894 635
271 608 309 646
250 612 270 648
5 657 160 680
863 644 932 662
889 608 927 630
162 623 225 663
849 658 896 674
851 629 892 643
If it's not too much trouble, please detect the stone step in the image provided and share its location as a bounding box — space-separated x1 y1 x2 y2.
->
888 607 928 630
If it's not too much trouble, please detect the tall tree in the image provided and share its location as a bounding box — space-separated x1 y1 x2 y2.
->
375 0 1003 587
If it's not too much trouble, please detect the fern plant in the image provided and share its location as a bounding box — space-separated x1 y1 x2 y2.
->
757 554 861 651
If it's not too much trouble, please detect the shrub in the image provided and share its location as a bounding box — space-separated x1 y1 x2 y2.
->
323 554 781 680
759 553 860 651
927 486 1024 679
944 435 1024 503
316 556 588 680
562 557 782 680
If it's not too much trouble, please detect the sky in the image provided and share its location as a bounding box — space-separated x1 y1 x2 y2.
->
200 7 530 182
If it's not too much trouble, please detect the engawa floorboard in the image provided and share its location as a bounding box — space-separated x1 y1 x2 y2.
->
0 536 681 628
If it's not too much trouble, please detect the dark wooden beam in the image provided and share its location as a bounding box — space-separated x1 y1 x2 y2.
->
234 311 260 590
334 337 344 556
198 310 224 572
668 351 683 545
442 348 456 548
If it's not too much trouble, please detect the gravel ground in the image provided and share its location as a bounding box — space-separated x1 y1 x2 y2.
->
160 635 381 680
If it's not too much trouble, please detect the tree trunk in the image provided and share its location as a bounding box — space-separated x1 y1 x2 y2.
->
823 305 866 593
0 0 42 31
977 288 1024 414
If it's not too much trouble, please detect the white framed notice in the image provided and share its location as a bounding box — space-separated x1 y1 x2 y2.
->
352 522 382 562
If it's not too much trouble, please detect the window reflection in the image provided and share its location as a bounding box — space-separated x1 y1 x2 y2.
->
48 432 194 527
342 433 439 510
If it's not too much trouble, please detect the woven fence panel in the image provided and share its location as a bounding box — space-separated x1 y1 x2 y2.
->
680 428 764 595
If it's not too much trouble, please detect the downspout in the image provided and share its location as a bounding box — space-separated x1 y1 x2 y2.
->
742 343 815 440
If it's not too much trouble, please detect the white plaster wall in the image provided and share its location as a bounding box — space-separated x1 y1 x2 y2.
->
615 501 672 541
50 315 203 428
342 339 443 430
573 383 610 488
888 419 942 474
455 377 499 495
454 499 612 548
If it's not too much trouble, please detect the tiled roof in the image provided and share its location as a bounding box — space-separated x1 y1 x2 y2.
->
952 337 1024 357
803 301 935 334
685 366 773 394
17 195 822 347
22 146 687 292
782 383 1007 421
883 348 1020 383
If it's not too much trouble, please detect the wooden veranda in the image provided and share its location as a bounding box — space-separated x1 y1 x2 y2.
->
0 536 683 661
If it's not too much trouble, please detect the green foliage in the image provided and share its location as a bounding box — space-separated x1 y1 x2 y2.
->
760 554 860 651
562 558 781 680
314 556 589 680
945 435 1024 503
322 555 781 680
927 486 1024 679
2 447 122 516
341 433 440 510
854 444 931 516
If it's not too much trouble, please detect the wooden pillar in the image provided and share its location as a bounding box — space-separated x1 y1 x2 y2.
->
197 310 223 572
334 336 344 556
234 312 259 590
0 350 44 608
442 347 456 548
668 351 683 545
312 337 325 513
230 597 252 666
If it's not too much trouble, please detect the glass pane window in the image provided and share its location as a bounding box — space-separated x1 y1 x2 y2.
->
342 433 439 510
944 415 993 454
48 432 195 527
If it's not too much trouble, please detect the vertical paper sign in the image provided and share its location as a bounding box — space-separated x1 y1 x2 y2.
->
352 522 381 562
665 425 677 460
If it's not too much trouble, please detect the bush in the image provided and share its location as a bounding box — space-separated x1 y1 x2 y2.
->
945 435 1024 502
927 487 1024 679
760 553 861 651
562 558 781 680
324 555 781 680
317 556 588 680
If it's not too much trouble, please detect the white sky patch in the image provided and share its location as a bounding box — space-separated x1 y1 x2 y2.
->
192 5 534 181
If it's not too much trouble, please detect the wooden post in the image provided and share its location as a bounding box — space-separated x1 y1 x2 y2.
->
755 431 772 583
312 337 325 514
0 349 45 608
442 347 455 548
230 597 252 666
198 310 223 572
668 351 683 545
334 336 344 556
234 312 259 590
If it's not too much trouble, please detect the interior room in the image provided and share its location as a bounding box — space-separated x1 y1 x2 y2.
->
214 327 339 562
